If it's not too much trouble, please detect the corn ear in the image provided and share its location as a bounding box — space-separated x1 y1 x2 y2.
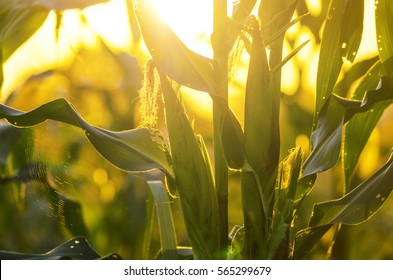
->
157 69 220 259
241 16 277 259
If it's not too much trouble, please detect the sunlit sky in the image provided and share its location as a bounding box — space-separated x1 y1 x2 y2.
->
1 0 378 104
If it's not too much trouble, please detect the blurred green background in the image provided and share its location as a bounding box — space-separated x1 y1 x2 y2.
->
1 0 393 259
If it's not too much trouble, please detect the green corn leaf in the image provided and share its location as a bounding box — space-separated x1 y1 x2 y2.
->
314 0 363 129
159 70 220 259
263 13 309 48
148 180 178 260
340 0 363 63
134 0 216 93
333 56 380 97
1 5 49 62
258 0 298 47
271 40 310 74
0 99 174 177
302 76 393 177
310 151 393 227
0 4 49 92
295 150 393 259
0 237 121 260
293 224 332 259
268 213 289 259
294 174 316 203
303 95 357 177
375 0 393 76
344 62 387 191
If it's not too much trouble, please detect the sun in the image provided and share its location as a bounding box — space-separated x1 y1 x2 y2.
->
149 0 214 58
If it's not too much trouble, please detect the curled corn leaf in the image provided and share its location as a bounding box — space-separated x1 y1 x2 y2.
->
0 99 174 177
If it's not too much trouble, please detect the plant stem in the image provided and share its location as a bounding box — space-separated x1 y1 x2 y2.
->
213 0 229 257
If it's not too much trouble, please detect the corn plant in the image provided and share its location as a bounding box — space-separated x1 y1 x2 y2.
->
1 0 393 259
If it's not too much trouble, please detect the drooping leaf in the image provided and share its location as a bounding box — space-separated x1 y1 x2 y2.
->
302 76 393 177
0 99 174 177
295 151 393 259
375 0 393 76
134 0 216 93
344 62 387 191
0 237 121 260
333 56 380 97
148 180 178 260
303 95 357 177
310 151 393 226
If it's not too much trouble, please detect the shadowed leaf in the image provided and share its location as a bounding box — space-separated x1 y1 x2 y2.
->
0 237 121 260
0 99 174 177
1 5 49 62
0 4 49 92
310 151 393 226
343 62 388 191
293 225 332 259
135 0 216 93
295 150 393 259
302 76 393 177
